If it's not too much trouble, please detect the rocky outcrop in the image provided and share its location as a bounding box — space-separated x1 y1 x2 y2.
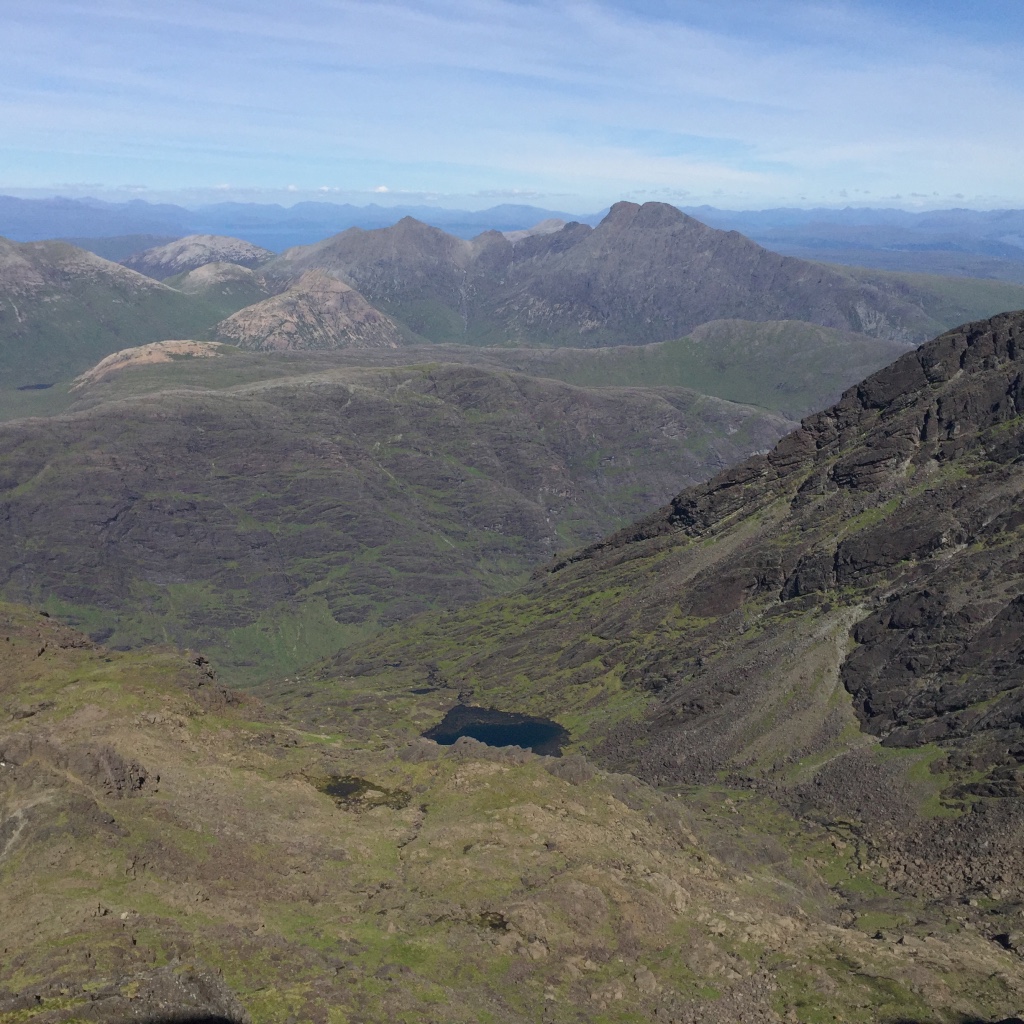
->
71 340 228 388
213 270 406 350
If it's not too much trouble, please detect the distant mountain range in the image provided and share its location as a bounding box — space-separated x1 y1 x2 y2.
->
687 205 1024 282
0 194 600 250
5 193 1024 281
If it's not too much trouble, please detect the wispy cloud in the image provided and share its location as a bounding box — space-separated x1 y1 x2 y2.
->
1 1 1022 209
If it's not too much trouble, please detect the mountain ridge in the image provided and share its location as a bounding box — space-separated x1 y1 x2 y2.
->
260 202 1024 348
121 233 275 279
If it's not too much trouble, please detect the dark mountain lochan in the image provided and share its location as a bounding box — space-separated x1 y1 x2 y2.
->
263 201 1024 347
317 308 1024 925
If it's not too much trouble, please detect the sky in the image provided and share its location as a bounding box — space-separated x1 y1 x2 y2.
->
2 0 1024 212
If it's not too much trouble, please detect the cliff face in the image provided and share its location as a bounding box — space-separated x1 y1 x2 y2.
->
593 310 1024 770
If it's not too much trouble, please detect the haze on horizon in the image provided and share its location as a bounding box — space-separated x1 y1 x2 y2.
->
3 0 1023 214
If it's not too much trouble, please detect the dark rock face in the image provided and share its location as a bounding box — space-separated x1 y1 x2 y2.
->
587 310 1024 783
262 202 978 347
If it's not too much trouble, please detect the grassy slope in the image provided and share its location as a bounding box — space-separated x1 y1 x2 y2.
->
26 315 915 424
458 320 912 419
1 601 1020 1024
0 359 793 684
164 267 273 321
849 265 1024 331
0 240 262 418
0 272 225 389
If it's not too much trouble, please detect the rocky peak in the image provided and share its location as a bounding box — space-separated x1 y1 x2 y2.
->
629 310 1022 539
598 200 695 233
213 269 405 350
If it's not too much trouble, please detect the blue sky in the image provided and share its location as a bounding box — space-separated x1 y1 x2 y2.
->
2 0 1023 211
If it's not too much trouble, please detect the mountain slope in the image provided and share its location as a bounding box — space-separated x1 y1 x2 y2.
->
0 359 793 681
263 202 1024 348
457 319 912 419
34 318 916 423
0 237 233 395
166 260 274 319
121 233 275 279
315 308 1024 919
264 216 487 343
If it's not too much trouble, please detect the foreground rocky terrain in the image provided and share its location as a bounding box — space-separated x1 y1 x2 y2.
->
2 603 1022 1024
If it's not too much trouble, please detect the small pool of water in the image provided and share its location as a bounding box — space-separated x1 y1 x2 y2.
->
423 705 569 756
317 774 409 810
